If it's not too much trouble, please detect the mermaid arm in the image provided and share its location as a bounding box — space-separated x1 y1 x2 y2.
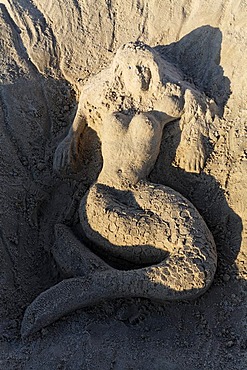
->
174 89 216 173
53 101 87 173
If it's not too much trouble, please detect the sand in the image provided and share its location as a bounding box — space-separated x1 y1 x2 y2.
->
0 0 246 369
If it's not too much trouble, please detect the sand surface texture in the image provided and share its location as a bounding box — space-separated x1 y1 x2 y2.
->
0 1 246 369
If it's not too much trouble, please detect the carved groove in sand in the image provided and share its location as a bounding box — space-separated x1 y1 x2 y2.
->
22 42 217 337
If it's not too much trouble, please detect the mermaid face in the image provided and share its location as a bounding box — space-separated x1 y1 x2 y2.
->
122 64 152 92
112 42 161 94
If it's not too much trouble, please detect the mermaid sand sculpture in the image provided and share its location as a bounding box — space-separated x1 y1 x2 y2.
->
22 42 217 337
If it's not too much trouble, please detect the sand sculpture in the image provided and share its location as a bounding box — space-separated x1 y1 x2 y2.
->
21 42 217 337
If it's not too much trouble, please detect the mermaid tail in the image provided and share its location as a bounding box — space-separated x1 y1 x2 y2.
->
22 200 217 338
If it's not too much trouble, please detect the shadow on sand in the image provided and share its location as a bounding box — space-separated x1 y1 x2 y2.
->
151 25 241 275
